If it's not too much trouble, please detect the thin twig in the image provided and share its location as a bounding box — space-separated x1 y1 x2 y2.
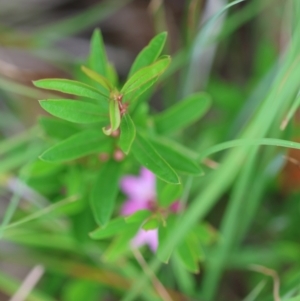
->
249 264 281 301
132 248 173 301
9 265 44 301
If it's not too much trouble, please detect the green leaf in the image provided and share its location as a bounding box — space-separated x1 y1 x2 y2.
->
124 78 156 108
157 179 182 207
176 234 200 273
198 138 300 159
106 63 119 87
39 116 80 139
142 218 159 230
194 223 217 245
154 92 211 134
33 79 108 101
132 132 180 184
81 66 113 91
157 216 177 263
103 99 121 135
40 130 112 163
39 99 108 124
119 114 136 154
171 253 196 295
89 28 108 77
90 160 121 226
128 32 167 77
125 210 152 224
148 135 203 176
20 159 63 178
89 217 127 239
104 224 140 262
121 56 171 95
0 144 43 174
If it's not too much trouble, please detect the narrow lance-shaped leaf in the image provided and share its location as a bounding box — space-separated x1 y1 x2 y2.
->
81 65 113 92
40 129 112 163
125 210 151 224
90 160 121 226
33 79 109 101
103 99 121 135
154 92 211 134
90 217 127 239
175 234 200 273
157 179 182 207
131 132 180 184
21 159 63 178
157 215 177 263
119 114 136 154
148 135 203 176
39 116 80 140
128 32 167 77
121 56 171 95
39 99 108 124
104 226 139 262
106 63 119 87
198 138 300 160
123 77 156 108
142 217 160 230
89 28 108 77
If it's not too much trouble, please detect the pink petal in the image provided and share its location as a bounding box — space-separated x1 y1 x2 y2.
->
120 168 156 202
131 228 158 252
121 199 149 216
140 168 156 188
120 176 142 199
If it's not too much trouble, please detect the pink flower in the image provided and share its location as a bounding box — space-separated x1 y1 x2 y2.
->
120 168 182 252
120 168 158 252
121 168 156 215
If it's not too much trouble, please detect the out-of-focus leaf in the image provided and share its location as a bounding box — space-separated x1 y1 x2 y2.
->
157 179 182 207
119 114 136 154
39 100 108 124
40 130 112 163
89 217 127 239
125 210 152 224
20 159 63 178
157 215 177 263
198 138 300 160
0 145 43 174
142 217 159 230
132 132 180 184
176 234 200 273
148 135 203 176
62 280 101 301
104 225 140 262
154 92 211 134
90 160 121 226
121 57 171 95
39 116 80 139
128 32 167 77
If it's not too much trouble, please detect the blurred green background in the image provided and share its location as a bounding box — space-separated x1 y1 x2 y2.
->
1 1 300 301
